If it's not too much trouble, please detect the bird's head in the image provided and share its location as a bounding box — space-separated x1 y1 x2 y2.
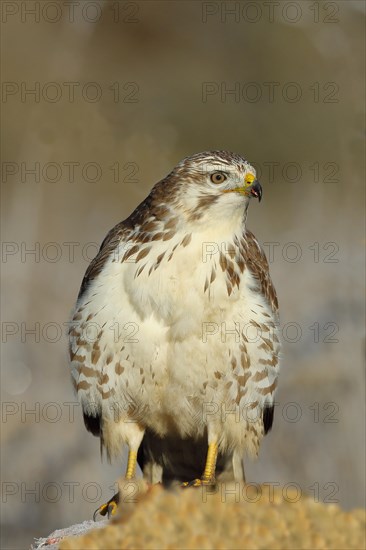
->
159 151 262 228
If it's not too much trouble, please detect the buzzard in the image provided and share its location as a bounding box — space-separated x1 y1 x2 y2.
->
69 151 280 517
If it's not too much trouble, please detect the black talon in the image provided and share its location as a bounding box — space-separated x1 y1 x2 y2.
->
93 492 120 521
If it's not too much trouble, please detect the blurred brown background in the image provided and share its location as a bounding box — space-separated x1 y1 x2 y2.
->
1 1 365 548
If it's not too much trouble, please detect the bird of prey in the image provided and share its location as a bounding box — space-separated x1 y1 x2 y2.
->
69 151 280 517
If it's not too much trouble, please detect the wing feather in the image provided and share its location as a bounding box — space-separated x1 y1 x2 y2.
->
77 221 129 301
244 229 279 315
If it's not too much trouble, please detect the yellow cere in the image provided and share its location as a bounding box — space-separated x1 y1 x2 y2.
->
223 172 255 195
244 173 255 186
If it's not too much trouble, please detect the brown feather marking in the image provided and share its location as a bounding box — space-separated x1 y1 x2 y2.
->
227 243 236 259
258 342 271 352
258 380 278 395
237 257 245 273
259 356 278 367
241 351 251 369
99 373 109 384
80 365 99 378
97 387 115 399
262 337 274 351
163 230 176 241
76 341 91 356
71 353 86 363
141 220 158 232
91 339 101 365
252 370 268 382
135 246 151 262
181 233 192 247
235 388 247 405
243 229 279 315
164 218 178 230
219 252 228 272
151 232 164 241
135 264 146 278
122 245 139 262
236 372 251 386
115 362 124 375
77 380 92 391
157 251 166 263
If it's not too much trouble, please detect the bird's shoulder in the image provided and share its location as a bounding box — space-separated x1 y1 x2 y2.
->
242 228 279 315
76 193 153 301
76 221 126 301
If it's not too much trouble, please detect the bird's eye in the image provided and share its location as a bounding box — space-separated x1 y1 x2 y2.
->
210 172 227 184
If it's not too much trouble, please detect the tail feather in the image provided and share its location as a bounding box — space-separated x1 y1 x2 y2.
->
83 412 101 437
263 405 274 435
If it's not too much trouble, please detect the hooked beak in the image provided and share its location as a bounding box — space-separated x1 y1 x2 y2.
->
223 178 263 202
248 179 262 202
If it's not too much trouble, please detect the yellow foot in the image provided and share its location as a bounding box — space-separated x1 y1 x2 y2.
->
182 478 216 488
93 492 119 521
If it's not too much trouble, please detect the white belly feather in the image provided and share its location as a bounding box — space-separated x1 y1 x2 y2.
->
70 228 280 454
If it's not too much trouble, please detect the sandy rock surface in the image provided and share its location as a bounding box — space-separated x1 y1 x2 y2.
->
52 483 365 550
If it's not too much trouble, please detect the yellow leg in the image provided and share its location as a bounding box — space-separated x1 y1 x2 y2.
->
125 450 138 479
202 442 218 482
182 441 218 487
93 449 138 520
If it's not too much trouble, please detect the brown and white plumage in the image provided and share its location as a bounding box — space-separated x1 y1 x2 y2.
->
69 151 280 496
